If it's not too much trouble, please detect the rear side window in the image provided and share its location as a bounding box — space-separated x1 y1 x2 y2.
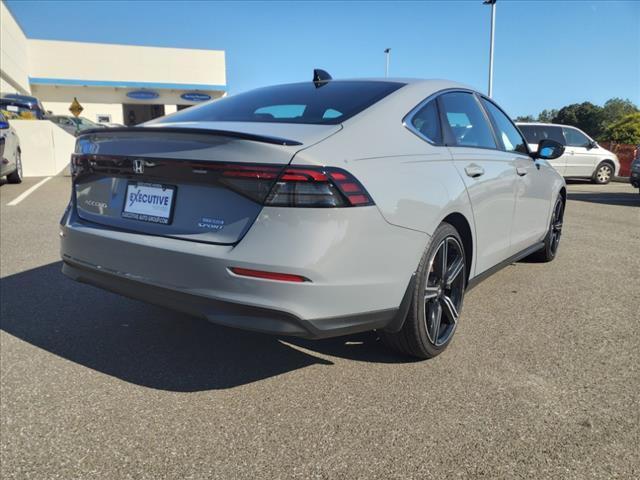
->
563 127 591 147
439 92 496 149
480 98 528 155
409 99 442 144
519 125 565 145
153 81 405 125
254 105 306 119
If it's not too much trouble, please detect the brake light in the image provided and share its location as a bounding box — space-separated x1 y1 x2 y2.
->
265 166 374 208
229 267 309 283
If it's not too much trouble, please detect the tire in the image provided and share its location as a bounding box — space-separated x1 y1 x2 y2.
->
592 161 613 185
529 195 564 263
6 151 23 184
380 223 466 359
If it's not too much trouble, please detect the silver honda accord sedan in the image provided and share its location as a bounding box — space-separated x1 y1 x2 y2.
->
60 74 566 358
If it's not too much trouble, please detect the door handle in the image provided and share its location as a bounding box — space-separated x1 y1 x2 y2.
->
465 164 485 178
516 167 528 176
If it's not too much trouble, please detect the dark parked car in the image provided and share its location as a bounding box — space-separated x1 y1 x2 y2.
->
0 94 46 119
630 146 640 193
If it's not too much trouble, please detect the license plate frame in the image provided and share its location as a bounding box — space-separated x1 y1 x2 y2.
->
122 182 177 225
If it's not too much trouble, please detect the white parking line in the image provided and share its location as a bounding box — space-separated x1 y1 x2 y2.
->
6 177 52 206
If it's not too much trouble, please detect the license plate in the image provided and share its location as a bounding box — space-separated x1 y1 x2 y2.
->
122 182 176 224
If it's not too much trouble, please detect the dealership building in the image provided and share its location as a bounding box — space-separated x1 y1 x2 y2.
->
1 1 226 126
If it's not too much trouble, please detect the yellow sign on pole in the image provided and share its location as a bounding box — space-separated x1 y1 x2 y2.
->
69 97 84 117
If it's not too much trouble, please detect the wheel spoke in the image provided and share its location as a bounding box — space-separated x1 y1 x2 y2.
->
428 300 443 344
440 240 448 277
441 295 459 324
445 256 464 287
424 286 439 301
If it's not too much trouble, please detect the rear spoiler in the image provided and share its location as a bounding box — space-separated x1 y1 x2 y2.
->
77 126 303 146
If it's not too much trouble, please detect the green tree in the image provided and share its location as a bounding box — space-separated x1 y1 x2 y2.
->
552 102 604 138
515 115 535 122
602 112 640 144
600 98 638 129
537 109 558 123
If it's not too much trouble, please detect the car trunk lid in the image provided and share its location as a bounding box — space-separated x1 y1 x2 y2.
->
72 124 340 244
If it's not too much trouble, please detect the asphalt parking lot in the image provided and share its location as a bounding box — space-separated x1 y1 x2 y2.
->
1 176 638 479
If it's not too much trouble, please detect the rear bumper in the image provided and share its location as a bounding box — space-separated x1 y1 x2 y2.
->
62 259 395 338
60 205 427 338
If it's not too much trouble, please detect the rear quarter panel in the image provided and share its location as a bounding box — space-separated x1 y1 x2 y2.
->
292 82 478 276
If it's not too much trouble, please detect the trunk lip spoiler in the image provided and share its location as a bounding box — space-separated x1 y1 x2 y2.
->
76 126 304 146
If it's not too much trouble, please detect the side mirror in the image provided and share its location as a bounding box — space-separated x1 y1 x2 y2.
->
587 140 598 149
534 139 565 160
0 121 9 129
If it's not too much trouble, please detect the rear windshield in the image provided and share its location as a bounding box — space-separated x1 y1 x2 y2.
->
518 124 565 145
153 81 406 125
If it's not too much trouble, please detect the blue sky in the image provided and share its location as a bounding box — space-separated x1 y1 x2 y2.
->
6 0 639 117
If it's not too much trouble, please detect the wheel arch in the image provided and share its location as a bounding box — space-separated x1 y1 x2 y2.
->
598 158 616 173
442 212 473 285
559 186 566 203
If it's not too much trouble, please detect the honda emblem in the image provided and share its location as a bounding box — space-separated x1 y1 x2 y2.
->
133 159 144 174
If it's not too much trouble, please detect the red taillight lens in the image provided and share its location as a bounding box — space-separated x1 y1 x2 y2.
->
213 164 282 203
229 267 309 283
265 166 374 208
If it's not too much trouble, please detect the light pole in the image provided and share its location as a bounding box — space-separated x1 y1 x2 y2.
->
484 0 496 97
384 48 391 77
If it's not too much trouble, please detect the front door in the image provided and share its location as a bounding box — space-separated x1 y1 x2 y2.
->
479 98 551 253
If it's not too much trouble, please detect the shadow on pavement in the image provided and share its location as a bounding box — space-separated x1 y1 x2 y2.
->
568 190 639 207
0 262 410 392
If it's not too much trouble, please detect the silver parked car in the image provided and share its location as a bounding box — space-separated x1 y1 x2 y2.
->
47 115 108 136
60 76 566 359
517 122 619 184
0 112 22 184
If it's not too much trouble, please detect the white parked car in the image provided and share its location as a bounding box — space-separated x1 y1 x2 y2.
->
0 112 22 183
517 122 619 184
61 76 567 359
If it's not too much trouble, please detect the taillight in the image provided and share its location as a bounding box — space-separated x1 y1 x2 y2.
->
215 164 282 204
71 155 374 208
266 166 374 208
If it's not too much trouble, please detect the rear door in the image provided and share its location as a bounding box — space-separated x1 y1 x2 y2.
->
440 91 518 275
72 124 340 244
563 127 598 177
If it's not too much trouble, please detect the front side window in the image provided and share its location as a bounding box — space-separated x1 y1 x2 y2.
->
439 92 496 149
152 81 405 125
480 98 527 154
563 127 590 147
409 99 441 144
